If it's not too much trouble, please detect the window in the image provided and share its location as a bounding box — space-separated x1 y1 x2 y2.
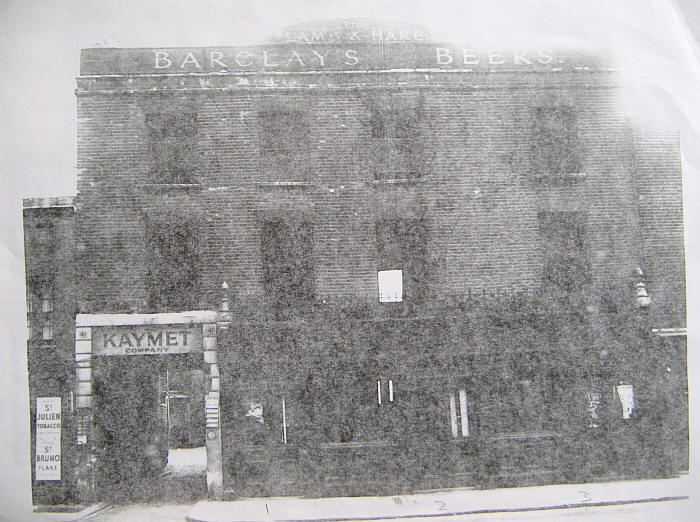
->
376 380 396 405
261 220 314 316
368 94 424 180
370 107 418 140
146 111 198 184
449 389 470 438
42 326 53 341
376 219 429 303
539 211 589 292
29 222 56 254
34 222 55 243
531 105 581 177
259 110 309 155
478 355 547 434
146 220 201 311
258 109 311 182
41 296 53 313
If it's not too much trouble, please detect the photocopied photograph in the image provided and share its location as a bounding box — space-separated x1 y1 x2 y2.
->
1 1 698 520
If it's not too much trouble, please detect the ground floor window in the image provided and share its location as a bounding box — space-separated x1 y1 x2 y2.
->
449 389 470 438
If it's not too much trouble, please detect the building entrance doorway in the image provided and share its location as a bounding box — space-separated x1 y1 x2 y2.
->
162 368 206 449
92 354 207 501
73 312 223 503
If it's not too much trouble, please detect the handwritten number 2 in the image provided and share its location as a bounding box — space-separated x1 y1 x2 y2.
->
434 500 447 511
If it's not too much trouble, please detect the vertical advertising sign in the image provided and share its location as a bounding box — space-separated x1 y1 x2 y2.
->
36 397 61 481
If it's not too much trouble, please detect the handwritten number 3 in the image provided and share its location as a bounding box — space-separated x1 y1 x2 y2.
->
579 491 591 503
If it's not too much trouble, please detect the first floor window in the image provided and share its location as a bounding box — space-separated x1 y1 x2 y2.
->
41 295 53 313
42 325 53 341
539 211 589 293
376 219 429 303
146 220 201 311
261 220 314 315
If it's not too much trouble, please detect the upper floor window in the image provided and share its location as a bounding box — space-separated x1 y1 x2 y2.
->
376 219 429 304
41 295 53 313
42 325 54 341
259 110 310 155
145 111 198 185
146 220 201 312
258 109 311 182
370 106 419 140
539 211 589 293
261 220 314 316
27 222 56 254
368 94 424 180
531 105 582 178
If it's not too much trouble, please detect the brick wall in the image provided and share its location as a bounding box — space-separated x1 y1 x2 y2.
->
633 127 686 327
23 201 78 504
74 70 671 317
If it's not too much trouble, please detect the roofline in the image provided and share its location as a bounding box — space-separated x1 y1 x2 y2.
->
23 196 76 210
76 311 218 327
651 327 687 337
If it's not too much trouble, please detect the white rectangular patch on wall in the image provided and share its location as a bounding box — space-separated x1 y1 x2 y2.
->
378 270 403 302
616 384 635 419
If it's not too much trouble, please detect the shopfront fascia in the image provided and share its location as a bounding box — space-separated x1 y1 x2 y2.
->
72 311 222 501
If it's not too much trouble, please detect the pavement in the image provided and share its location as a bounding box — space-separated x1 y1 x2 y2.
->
24 476 694 521
25 451 695 521
30 503 111 521
186 476 694 522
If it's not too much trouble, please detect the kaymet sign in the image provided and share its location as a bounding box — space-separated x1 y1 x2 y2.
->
92 325 203 356
36 397 61 481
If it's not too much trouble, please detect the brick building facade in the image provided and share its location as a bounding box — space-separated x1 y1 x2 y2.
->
25 19 687 503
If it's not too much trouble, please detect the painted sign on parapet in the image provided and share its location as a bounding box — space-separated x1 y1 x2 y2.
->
80 45 605 75
92 325 203 356
36 397 61 480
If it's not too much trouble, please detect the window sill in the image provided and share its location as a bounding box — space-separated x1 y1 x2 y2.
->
141 183 202 194
371 177 425 185
255 181 313 188
532 172 588 183
486 431 562 441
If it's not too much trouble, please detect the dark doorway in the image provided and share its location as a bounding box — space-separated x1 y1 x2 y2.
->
162 368 206 449
91 354 207 502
